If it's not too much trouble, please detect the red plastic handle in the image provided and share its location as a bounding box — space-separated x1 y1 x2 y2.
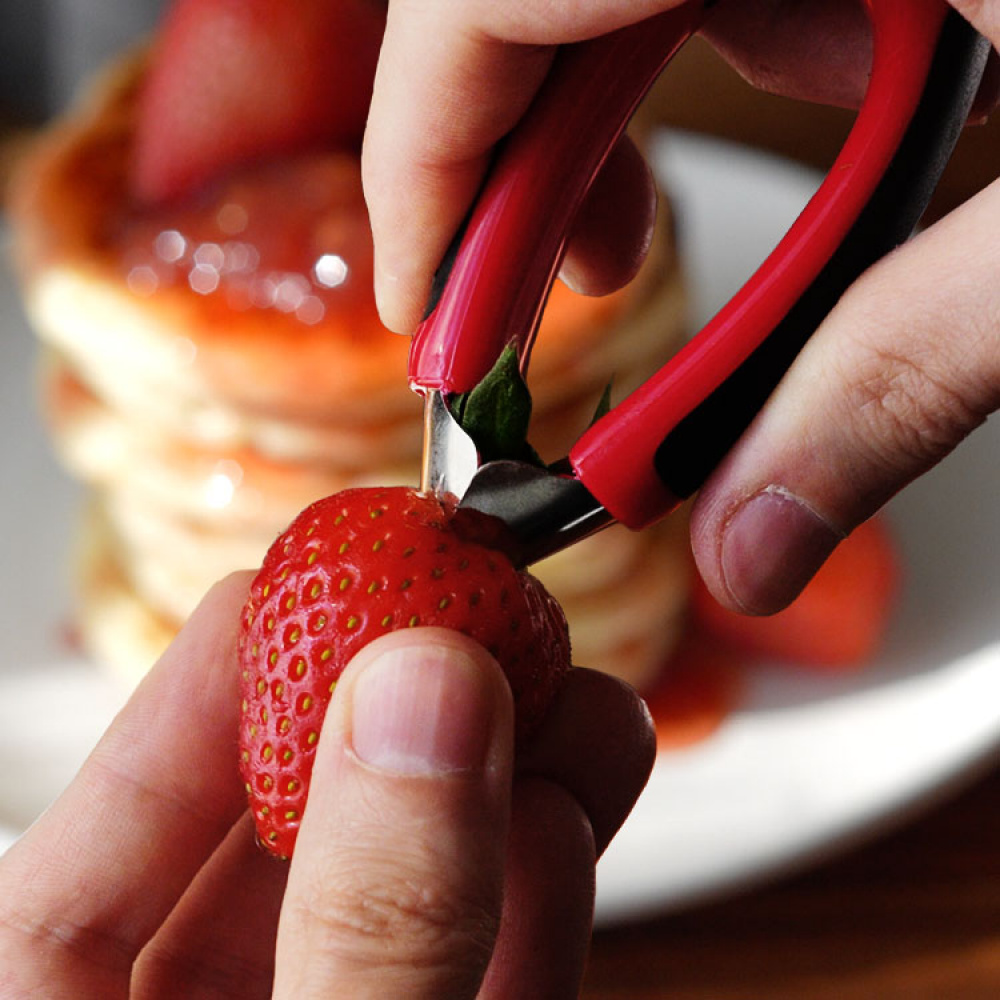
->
570 0 965 528
409 0 985 540
408 1 708 392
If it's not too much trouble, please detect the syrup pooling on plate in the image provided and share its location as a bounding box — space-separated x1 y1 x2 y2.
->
111 154 377 332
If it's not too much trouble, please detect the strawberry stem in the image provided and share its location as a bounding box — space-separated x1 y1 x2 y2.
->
449 343 544 466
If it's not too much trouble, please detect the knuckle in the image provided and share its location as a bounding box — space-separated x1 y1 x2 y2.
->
843 334 993 472
0 904 132 982
291 847 499 980
135 941 273 997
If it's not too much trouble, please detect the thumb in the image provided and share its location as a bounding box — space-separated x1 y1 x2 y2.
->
691 179 1000 613
272 628 514 999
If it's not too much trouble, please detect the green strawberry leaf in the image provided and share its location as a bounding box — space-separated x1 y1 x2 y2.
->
450 343 544 467
451 345 614 469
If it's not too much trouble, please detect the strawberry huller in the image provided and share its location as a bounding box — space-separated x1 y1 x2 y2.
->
409 0 990 567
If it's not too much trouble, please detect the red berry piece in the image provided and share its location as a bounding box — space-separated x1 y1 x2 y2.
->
238 486 571 858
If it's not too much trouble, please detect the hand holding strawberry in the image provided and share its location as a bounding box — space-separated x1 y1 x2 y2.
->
239 485 572 858
0 574 653 997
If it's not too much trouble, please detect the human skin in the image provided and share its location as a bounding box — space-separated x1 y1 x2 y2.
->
362 0 1000 616
1 6 996 994
0 574 654 997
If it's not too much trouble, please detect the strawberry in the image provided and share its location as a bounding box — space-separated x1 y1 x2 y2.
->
132 0 387 204
238 485 572 858
690 514 900 670
642 625 744 751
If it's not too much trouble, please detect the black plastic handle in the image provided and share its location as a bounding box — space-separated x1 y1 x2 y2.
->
654 11 991 499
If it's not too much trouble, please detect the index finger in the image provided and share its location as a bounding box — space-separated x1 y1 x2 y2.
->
361 0 688 333
361 4 554 333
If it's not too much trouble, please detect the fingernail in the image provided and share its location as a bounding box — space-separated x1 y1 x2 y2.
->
721 487 844 614
351 643 495 775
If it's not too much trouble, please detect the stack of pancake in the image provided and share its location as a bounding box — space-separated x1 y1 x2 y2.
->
9 52 693 691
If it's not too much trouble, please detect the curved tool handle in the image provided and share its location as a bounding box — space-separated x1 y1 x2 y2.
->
408 1 709 392
572 0 991 528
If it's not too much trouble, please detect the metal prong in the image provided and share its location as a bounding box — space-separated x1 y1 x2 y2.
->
460 460 613 566
420 390 480 499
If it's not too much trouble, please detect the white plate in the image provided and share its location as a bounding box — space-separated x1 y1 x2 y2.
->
2 133 999 925
595 131 1000 923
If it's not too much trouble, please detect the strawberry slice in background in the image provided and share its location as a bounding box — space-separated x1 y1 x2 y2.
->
643 626 745 750
690 514 901 670
131 0 387 204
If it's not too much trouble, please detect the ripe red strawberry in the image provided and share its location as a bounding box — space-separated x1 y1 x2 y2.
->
132 0 387 204
238 485 572 858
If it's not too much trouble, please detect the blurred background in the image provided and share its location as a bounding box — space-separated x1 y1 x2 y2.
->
1 4 999 997
1 2 996 210
0 0 163 123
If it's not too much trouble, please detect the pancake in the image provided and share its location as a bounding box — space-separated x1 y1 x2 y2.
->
73 502 178 688
10 51 681 440
12 48 694 693
40 354 412 534
76 498 690 692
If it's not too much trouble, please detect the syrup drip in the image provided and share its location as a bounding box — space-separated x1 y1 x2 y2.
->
112 154 376 328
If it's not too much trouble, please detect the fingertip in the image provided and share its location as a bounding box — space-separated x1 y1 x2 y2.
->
338 628 512 710
691 484 844 615
970 47 1000 123
305 628 516 809
559 135 658 296
203 569 255 612
136 570 253 705
517 666 656 856
702 0 872 107
363 3 557 336
372 254 424 335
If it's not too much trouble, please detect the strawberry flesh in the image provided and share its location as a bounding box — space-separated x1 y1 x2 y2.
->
132 0 386 204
